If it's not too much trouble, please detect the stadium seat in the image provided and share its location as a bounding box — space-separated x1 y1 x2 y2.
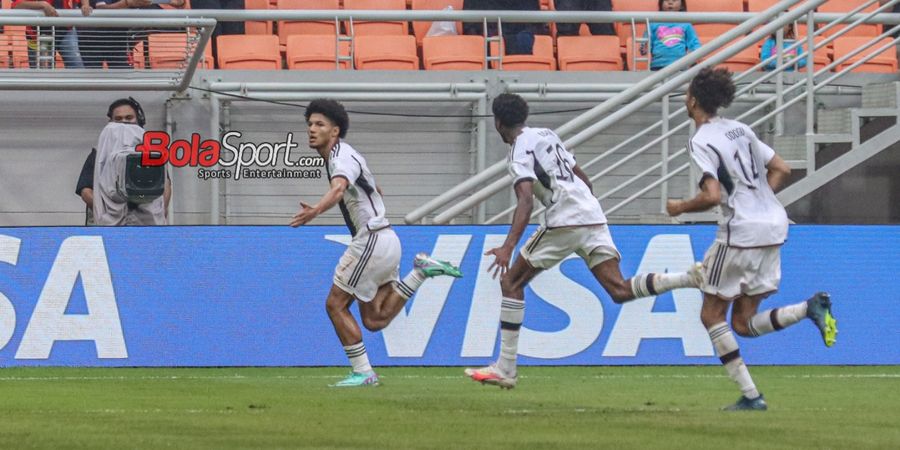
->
557 35 623 71
611 0 657 52
700 37 760 72
5 25 28 68
489 35 555 70
625 36 649 70
818 1 881 37
0 34 9 69
245 0 274 36
216 35 281 69
688 0 744 37
144 33 213 69
286 34 352 69
411 0 464 45
422 35 484 70
354 34 420 69
540 0 554 10
832 37 898 73
746 0 811 36
278 0 342 47
344 0 409 36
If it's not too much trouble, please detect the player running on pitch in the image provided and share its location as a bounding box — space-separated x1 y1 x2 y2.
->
666 68 837 411
291 99 462 387
465 93 703 389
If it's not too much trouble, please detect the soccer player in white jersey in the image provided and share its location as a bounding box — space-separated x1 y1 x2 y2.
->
290 99 462 387
464 93 703 389
666 68 838 411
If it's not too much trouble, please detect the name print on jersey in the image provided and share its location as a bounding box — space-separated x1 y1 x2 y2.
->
135 131 325 181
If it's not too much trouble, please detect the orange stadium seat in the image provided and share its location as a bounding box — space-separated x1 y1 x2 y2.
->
411 0 464 45
540 0 554 10
701 37 760 72
625 36 649 70
144 33 213 69
611 0 657 51
557 35 623 71
278 0 342 47
344 0 409 36
832 37 898 73
5 25 28 68
354 34 420 69
746 0 812 37
286 34 352 69
0 34 9 69
688 0 744 37
819 1 881 37
489 35 555 70
216 35 281 69
422 35 485 70
245 0 273 36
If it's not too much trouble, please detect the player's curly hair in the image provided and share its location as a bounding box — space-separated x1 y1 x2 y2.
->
689 67 735 116
492 93 529 128
305 99 349 138
658 0 687 12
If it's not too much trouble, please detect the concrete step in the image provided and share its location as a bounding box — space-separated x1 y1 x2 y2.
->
773 134 807 166
862 82 900 109
817 108 853 134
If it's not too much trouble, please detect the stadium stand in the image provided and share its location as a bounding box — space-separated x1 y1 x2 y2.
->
286 34 352 69
277 0 341 49
488 34 556 70
343 0 409 36
422 34 485 70
688 0 744 37
556 35 623 71
245 0 274 36
216 34 281 69
819 0 881 37
354 34 419 69
411 0 464 45
833 37 899 72
611 0 656 52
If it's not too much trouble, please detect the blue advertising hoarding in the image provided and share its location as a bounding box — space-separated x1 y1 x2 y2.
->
0 225 896 367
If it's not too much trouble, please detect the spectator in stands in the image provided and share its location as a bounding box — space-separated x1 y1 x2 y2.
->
640 0 700 71
79 0 185 69
462 0 548 55
12 0 89 68
760 22 807 72
555 0 615 37
91 97 171 226
191 0 245 63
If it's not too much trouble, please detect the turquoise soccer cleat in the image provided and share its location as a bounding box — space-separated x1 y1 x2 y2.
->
723 394 768 411
807 292 838 347
329 371 380 388
414 253 463 278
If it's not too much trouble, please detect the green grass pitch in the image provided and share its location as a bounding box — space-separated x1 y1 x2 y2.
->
1 366 898 449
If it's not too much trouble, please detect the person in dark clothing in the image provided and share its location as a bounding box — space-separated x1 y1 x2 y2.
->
555 0 615 36
190 0 245 64
462 0 547 55
75 148 97 225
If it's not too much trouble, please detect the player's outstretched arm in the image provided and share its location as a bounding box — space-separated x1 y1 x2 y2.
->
485 180 534 279
766 153 791 192
290 177 348 227
666 176 721 217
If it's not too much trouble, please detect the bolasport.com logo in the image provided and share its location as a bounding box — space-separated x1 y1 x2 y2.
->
135 131 324 181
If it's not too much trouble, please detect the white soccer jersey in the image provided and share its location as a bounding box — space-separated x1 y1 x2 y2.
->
507 127 606 228
689 117 789 248
326 141 390 236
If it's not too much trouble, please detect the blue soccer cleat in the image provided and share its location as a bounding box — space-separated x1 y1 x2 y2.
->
329 371 380 388
723 394 768 411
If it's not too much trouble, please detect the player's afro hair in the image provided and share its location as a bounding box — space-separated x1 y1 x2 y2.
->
305 99 350 138
689 67 736 116
492 93 529 128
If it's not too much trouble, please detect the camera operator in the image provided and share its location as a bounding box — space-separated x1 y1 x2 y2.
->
91 97 171 226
